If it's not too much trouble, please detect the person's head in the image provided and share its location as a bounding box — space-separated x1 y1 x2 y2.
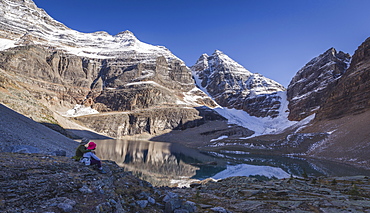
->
80 138 90 145
87 142 97 150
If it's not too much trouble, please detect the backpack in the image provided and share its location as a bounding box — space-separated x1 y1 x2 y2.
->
80 157 91 166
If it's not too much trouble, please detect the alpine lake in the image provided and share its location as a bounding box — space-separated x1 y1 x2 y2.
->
93 139 370 187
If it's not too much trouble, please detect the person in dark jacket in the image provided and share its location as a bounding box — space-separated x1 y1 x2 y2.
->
72 138 91 161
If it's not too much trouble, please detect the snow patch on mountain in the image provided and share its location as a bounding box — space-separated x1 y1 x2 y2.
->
62 104 99 117
214 91 298 137
0 38 17 51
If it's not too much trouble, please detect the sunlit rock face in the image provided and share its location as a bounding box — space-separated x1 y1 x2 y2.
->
287 48 351 121
0 0 219 137
191 50 286 118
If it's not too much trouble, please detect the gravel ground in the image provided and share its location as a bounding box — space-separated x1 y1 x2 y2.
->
0 103 78 156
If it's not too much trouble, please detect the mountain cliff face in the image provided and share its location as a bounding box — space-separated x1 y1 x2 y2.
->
316 38 370 120
0 0 219 138
287 48 351 121
281 42 370 168
191 50 285 118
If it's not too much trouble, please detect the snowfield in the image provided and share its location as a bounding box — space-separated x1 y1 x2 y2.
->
213 91 304 138
212 164 290 180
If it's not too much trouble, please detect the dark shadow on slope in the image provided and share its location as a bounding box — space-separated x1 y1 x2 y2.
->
40 122 72 138
173 106 227 130
64 129 112 140
40 122 111 140
151 106 254 147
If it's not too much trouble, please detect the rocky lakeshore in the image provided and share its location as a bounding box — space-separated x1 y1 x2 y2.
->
2 152 370 213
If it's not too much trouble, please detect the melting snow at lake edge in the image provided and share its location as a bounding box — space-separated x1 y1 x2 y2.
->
212 164 290 180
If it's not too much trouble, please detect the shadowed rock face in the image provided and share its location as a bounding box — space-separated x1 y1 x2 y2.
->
316 38 370 120
287 48 351 121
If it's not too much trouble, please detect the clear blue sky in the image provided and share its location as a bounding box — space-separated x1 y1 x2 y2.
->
33 0 370 87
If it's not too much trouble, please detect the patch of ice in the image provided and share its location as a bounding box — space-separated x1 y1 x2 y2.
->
210 135 229 142
213 91 299 138
219 150 250 155
212 164 290 180
0 38 17 51
63 104 99 117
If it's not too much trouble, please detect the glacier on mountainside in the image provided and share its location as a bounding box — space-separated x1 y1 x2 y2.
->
191 50 298 138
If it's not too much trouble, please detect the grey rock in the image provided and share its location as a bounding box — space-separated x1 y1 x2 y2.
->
46 197 76 212
165 198 183 213
57 203 73 212
78 185 93 194
147 197 156 205
182 201 197 213
210 206 230 213
53 150 67 156
174 209 189 213
240 189 261 197
163 192 180 203
136 200 148 208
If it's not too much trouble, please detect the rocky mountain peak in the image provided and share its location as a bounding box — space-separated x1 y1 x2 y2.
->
208 50 253 76
192 53 209 73
287 47 351 121
191 50 285 117
112 30 140 47
213 49 223 55
115 30 135 37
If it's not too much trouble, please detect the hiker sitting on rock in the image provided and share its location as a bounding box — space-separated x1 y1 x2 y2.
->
80 142 106 174
72 138 91 161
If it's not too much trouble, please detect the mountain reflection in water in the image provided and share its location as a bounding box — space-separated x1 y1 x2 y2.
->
93 139 370 187
94 139 227 187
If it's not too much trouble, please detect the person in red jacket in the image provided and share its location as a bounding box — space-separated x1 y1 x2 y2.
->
81 141 106 174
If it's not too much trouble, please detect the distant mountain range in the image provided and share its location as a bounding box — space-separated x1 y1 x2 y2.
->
1 0 370 169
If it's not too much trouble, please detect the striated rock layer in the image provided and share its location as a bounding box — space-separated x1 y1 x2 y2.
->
316 38 370 120
0 0 219 138
287 48 351 121
74 107 226 138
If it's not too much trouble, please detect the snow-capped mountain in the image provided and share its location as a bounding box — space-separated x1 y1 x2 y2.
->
0 0 217 108
0 0 219 138
287 48 351 121
0 0 178 61
191 50 286 118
